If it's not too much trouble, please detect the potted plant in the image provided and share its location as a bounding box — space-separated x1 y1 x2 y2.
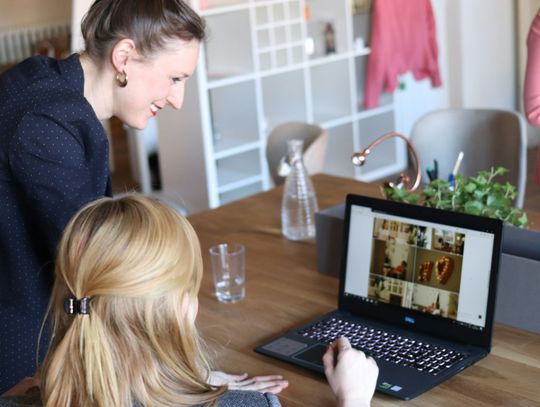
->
383 167 529 228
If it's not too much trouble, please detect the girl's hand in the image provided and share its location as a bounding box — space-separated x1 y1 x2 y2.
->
209 370 288 394
323 337 379 407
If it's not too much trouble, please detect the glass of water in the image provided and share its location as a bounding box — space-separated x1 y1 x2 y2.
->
209 243 245 303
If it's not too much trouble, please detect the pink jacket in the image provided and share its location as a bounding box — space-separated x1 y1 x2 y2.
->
523 10 540 185
364 0 442 109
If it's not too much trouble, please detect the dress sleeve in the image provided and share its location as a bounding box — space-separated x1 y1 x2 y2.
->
524 11 540 127
425 0 442 87
265 393 281 407
8 112 104 255
216 390 282 407
363 0 387 109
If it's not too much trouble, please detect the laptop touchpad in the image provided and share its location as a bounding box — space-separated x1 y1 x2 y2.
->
293 344 328 367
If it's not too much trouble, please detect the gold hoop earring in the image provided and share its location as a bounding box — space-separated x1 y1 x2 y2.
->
115 71 128 88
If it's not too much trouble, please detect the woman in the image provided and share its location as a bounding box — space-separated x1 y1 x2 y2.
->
0 0 203 391
1 196 378 406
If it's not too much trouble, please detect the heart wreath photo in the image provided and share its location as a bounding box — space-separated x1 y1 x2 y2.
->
435 256 454 285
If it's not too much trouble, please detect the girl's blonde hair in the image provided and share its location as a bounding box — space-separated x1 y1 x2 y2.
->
41 195 225 407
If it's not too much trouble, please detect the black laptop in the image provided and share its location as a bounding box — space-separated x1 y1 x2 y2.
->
255 193 503 400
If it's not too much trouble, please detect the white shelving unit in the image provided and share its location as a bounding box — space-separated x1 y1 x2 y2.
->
158 0 405 213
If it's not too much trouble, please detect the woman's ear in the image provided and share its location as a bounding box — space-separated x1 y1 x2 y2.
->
110 38 137 73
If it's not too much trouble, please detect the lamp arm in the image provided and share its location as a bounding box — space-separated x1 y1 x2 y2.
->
351 132 422 191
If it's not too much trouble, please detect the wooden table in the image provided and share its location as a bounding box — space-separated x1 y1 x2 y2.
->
189 174 540 407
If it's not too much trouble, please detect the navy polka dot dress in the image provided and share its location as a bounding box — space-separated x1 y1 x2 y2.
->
0 54 112 392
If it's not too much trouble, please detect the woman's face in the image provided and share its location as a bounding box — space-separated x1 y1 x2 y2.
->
114 39 200 130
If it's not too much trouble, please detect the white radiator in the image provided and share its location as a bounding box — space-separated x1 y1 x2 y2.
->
0 23 70 65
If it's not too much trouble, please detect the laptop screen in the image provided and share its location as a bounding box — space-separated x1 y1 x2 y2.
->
339 195 503 348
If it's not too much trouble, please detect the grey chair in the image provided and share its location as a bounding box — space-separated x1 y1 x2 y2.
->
410 108 527 208
266 122 328 186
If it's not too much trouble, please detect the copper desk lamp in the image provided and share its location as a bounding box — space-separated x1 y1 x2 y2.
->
351 132 422 197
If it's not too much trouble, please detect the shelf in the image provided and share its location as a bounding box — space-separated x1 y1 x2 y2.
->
305 0 349 59
311 59 352 123
209 81 259 151
356 103 394 119
257 40 305 54
302 46 368 69
254 1 302 25
216 150 262 188
319 115 355 130
351 10 372 46
309 50 352 67
254 2 304 71
353 47 371 57
257 43 305 70
258 61 303 77
218 175 263 194
255 18 304 31
197 1 249 16
261 69 307 133
207 72 256 89
214 139 261 159
219 181 264 205
322 122 356 178
205 10 253 79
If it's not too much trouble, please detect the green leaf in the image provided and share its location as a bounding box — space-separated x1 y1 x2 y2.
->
464 182 477 193
493 167 509 176
475 175 488 186
473 189 486 200
486 194 505 210
464 200 483 215
519 215 529 227
404 194 420 204
423 187 437 197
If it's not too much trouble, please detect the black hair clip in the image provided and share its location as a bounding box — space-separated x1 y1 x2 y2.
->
64 297 91 315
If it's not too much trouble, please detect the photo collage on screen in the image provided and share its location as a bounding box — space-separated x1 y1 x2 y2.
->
367 218 465 321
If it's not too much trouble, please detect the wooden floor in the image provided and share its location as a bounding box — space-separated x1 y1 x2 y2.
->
109 125 540 213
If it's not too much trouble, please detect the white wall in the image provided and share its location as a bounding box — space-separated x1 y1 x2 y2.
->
0 0 70 28
71 0 94 52
457 0 516 109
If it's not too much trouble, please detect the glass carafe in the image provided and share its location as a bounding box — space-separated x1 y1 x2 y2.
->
281 139 319 240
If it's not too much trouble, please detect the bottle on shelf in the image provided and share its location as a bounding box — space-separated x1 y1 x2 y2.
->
324 22 336 54
281 139 319 241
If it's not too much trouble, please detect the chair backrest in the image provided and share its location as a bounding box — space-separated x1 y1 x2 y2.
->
410 108 527 208
266 122 328 186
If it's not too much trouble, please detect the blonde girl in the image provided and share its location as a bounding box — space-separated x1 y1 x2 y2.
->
34 196 285 406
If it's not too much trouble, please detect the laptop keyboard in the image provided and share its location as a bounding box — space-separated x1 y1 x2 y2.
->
297 317 465 375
